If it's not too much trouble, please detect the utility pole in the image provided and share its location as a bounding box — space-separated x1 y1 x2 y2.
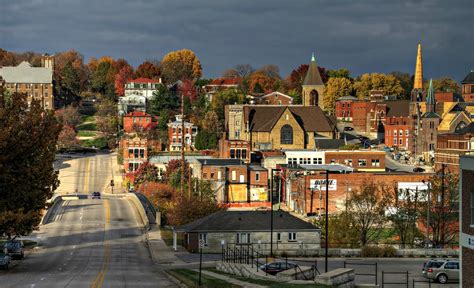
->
180 93 185 196
440 163 446 245
324 171 329 273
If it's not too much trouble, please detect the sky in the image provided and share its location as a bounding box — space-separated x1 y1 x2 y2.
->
0 0 473 81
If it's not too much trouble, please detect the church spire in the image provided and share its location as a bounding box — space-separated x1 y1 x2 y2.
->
311 52 315 62
426 78 435 105
414 44 423 90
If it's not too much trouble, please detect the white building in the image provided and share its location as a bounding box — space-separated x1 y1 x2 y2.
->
125 78 162 99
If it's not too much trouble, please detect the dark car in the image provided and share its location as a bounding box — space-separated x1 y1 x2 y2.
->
343 126 354 131
4 240 24 260
259 261 299 275
0 253 10 270
413 167 425 173
91 192 101 199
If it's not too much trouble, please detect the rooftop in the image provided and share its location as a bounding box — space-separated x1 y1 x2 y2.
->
175 210 319 232
197 158 244 166
461 71 474 84
128 78 161 84
0 61 52 84
208 78 241 86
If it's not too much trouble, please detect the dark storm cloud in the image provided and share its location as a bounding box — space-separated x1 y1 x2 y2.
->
0 0 472 80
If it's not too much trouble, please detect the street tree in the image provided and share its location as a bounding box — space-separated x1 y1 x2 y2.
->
323 77 353 114
160 49 202 83
0 87 61 237
346 179 390 246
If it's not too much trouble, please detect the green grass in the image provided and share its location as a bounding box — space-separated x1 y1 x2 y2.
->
77 130 97 137
167 269 239 288
77 122 97 131
81 115 95 123
206 268 329 287
80 137 108 149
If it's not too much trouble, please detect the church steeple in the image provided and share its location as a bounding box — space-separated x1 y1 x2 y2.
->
302 52 325 108
414 44 423 90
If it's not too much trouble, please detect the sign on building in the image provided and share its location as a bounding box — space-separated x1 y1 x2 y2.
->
250 187 268 201
396 182 429 200
310 179 337 191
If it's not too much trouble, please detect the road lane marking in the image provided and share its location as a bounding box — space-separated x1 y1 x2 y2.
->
91 199 111 288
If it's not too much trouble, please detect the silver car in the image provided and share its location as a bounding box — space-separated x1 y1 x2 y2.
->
422 259 459 284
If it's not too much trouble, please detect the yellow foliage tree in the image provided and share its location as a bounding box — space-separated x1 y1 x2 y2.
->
353 73 404 99
161 49 202 83
323 77 353 114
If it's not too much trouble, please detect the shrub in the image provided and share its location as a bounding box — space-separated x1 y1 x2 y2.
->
382 246 397 257
361 245 397 257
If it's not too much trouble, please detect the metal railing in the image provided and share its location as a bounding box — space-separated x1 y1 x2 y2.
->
381 271 409 288
344 260 378 285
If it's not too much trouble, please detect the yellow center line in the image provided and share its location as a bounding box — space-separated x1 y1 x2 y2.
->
91 199 111 288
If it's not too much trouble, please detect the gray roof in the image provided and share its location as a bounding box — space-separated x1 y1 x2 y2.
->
0 62 52 84
175 210 319 232
197 158 244 166
314 139 346 149
248 165 267 171
149 155 212 164
462 71 474 84
280 163 354 173
337 95 358 101
422 111 440 119
303 57 324 86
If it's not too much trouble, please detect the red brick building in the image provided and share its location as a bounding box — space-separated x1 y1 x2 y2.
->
384 116 414 150
352 101 387 133
123 111 153 133
435 92 463 103
120 137 162 172
460 155 474 286
218 138 251 162
324 150 385 172
335 96 358 121
247 91 293 105
434 123 474 174
203 77 240 102
167 114 198 151
280 167 431 215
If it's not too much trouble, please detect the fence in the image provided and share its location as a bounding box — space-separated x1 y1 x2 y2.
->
381 271 409 288
344 260 378 285
412 278 432 288
221 243 320 280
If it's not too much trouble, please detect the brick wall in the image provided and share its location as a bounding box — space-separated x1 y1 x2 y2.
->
461 169 474 286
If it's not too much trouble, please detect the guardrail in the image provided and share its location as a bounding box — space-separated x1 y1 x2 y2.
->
126 193 150 230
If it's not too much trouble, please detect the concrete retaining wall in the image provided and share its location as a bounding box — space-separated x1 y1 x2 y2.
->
42 196 63 225
314 248 458 258
127 193 150 230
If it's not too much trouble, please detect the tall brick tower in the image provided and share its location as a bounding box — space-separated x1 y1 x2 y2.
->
302 53 325 109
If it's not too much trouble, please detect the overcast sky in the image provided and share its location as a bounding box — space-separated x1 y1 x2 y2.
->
1 0 473 81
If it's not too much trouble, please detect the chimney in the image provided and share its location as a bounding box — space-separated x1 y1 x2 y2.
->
41 54 54 71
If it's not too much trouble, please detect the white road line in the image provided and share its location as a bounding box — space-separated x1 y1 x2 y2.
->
40 278 45 281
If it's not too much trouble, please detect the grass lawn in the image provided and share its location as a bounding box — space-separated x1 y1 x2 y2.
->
167 269 239 288
80 137 108 149
77 122 97 131
77 130 97 137
207 268 330 288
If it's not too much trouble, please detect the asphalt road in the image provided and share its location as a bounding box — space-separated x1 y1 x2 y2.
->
1 197 174 287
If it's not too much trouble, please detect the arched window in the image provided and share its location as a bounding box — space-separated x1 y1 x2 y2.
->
310 90 319 106
281 125 293 144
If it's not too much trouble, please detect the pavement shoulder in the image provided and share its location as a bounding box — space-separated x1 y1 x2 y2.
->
146 225 185 266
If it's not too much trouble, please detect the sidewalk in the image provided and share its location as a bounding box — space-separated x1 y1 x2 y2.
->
109 151 125 194
147 226 185 266
193 269 266 288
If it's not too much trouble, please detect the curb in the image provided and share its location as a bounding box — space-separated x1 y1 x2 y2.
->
163 270 188 288
41 197 63 225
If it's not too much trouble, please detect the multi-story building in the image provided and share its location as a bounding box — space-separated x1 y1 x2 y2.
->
121 137 162 173
0 55 54 109
335 96 358 121
461 71 474 102
247 91 293 105
435 123 474 173
459 155 474 286
384 115 414 150
124 78 162 99
167 114 198 151
203 77 240 103
123 111 154 133
198 159 269 208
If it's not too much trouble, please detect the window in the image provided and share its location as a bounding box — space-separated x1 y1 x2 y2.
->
236 233 251 244
255 172 260 182
236 149 241 159
330 159 336 164
139 149 144 158
232 171 236 181
277 232 281 242
239 174 245 182
394 129 397 136
134 149 139 158
344 159 353 166
218 171 222 180
399 130 403 136
128 163 134 172
471 192 474 225
358 159 367 167
405 130 409 136
288 158 297 165
236 120 240 126
280 125 293 144
444 262 459 270
313 158 322 164
242 149 247 160
288 232 297 242
371 159 380 167
235 130 240 138
203 173 207 179
173 127 176 133
128 148 133 156
230 149 235 158
210 172 214 179
399 139 403 145
45 92 48 98
199 233 208 246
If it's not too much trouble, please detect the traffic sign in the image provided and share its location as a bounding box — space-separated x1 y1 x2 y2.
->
199 239 205 248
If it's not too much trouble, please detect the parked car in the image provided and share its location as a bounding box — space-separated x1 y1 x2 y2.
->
422 259 459 284
91 192 101 199
4 240 24 260
343 126 354 131
259 261 299 275
413 167 425 173
0 252 11 270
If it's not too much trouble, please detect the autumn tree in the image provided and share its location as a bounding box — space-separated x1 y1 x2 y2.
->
135 61 161 79
346 179 390 246
390 71 413 100
315 212 359 248
327 68 351 80
178 79 198 102
164 160 191 189
57 125 77 150
323 77 353 114
431 77 461 93
212 89 245 121
54 50 88 95
222 64 255 79
133 161 161 186
248 71 277 94
55 105 82 127
353 73 404 99
95 99 118 147
284 64 329 94
0 48 17 66
160 49 202 83
166 193 226 226
114 66 134 96
0 87 61 237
